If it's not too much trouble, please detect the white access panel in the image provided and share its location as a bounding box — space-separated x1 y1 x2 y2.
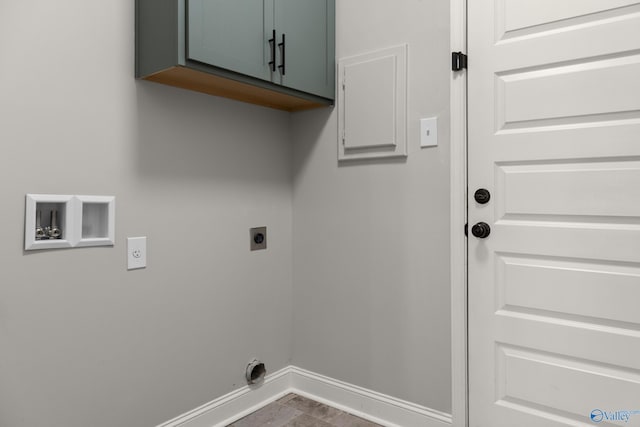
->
338 44 407 161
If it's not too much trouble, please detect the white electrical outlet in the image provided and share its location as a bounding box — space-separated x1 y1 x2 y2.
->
127 237 147 270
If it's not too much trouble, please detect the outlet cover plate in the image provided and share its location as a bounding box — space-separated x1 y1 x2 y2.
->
127 237 147 270
250 227 267 251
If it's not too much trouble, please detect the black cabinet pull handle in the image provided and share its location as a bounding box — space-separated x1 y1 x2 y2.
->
268 29 276 72
278 33 286 75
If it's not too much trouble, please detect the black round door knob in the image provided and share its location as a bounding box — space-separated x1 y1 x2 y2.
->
471 222 491 239
474 188 491 204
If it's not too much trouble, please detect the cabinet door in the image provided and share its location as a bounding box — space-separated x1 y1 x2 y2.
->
187 0 271 81
274 0 335 99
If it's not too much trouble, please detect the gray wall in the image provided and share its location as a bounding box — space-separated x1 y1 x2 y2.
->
291 0 452 413
0 0 452 425
0 2 293 427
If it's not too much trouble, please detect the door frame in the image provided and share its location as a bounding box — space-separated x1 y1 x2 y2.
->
450 0 468 426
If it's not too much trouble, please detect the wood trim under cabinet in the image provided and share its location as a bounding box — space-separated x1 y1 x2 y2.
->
143 66 328 112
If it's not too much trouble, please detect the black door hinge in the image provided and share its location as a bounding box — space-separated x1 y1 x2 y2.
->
465 223 468 237
452 52 467 71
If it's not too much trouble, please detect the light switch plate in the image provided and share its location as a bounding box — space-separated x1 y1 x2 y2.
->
420 117 438 148
127 237 147 270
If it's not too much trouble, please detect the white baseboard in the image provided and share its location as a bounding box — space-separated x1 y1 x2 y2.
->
156 366 453 427
290 366 452 427
156 367 291 427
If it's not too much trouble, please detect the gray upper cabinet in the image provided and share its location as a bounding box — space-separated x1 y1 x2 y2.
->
136 0 335 112
274 0 334 100
187 0 269 81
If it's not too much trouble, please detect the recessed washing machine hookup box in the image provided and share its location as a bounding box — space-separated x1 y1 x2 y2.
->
25 194 115 251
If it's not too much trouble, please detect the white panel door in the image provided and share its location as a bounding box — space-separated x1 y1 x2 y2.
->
468 2 640 426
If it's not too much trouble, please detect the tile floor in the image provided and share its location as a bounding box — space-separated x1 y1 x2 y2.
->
227 394 383 427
